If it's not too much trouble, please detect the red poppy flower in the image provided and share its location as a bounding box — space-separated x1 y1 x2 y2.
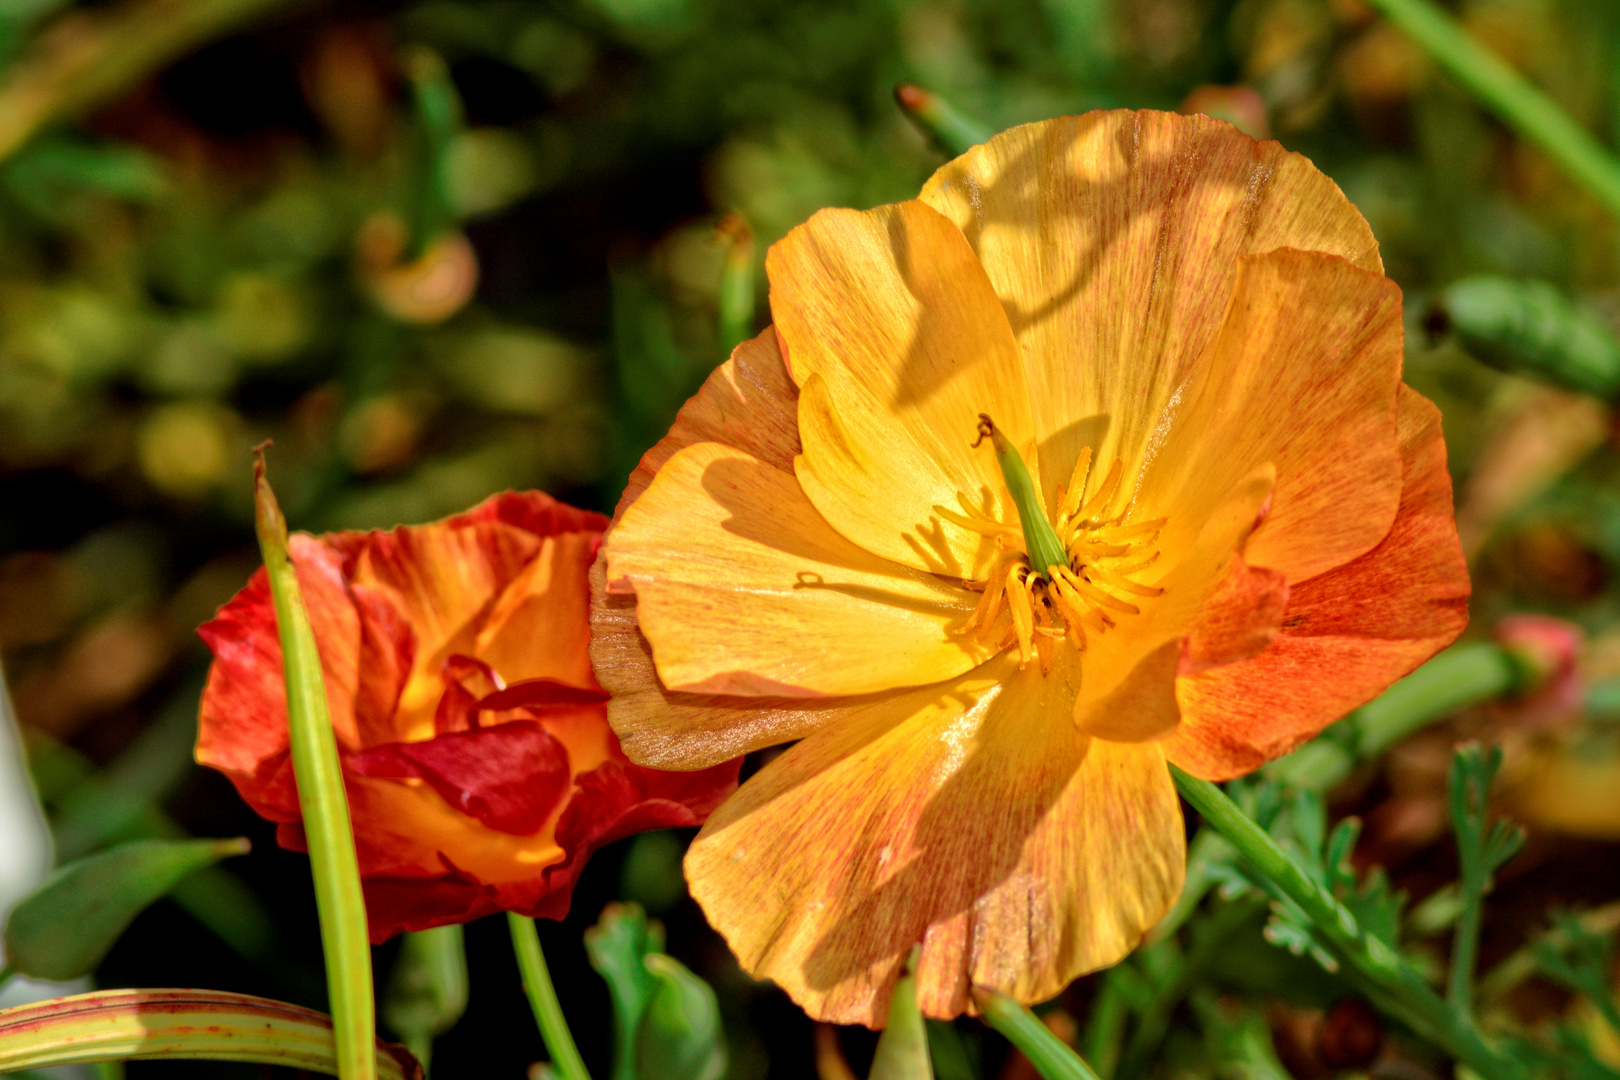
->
197 490 739 941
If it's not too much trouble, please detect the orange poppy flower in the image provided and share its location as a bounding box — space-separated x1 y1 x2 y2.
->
592 111 1469 1025
197 490 739 942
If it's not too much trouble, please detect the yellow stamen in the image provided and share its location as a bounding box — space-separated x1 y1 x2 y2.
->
1054 565 1141 615
1057 446 1093 525
1093 516 1166 541
1082 562 1165 597
1076 458 1123 522
1005 568 1036 668
933 504 1020 537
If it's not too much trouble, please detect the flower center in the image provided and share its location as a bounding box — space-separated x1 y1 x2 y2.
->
936 415 1165 673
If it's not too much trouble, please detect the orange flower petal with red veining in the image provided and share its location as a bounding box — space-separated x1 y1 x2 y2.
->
1167 386 1470 779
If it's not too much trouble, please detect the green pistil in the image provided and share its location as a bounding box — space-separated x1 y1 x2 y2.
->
973 414 1068 581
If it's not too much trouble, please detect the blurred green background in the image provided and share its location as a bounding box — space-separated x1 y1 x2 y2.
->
4 0 1620 1076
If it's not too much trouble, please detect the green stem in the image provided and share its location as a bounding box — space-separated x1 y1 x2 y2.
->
1360 0 1620 220
716 213 755 360
508 913 590 1080
894 82 994 158
974 989 1102 1080
0 964 14 990
253 450 376 1080
1169 765 1524 1080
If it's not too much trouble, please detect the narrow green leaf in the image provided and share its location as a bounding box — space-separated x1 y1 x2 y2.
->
252 447 377 1080
1358 0 1620 221
5 836 247 981
869 950 930 1080
584 902 663 1080
0 989 419 1079
635 954 725 1080
383 925 469 1073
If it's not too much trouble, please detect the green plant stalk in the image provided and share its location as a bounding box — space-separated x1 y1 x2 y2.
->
0 989 418 1079
716 213 755 360
1448 748 1494 1014
508 914 590 1080
1360 0 1620 221
253 450 376 1080
1169 766 1525 1080
894 82 994 158
973 990 1102 1080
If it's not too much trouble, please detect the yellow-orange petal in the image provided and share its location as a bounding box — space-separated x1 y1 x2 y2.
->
590 555 872 769
769 200 1037 580
1072 464 1275 743
1135 249 1404 583
605 442 991 697
1166 386 1470 779
918 110 1381 513
613 327 800 520
685 650 1184 1027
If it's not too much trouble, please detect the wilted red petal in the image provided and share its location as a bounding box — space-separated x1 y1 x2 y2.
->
196 489 736 943
528 754 741 920
347 721 572 835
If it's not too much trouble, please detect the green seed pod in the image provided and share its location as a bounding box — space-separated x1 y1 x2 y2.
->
1436 276 1620 400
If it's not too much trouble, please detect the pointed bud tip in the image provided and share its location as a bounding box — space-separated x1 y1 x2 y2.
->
894 82 929 113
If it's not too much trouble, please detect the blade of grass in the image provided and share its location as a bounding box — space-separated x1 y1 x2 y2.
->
253 446 376 1080
0 989 418 1079
1360 0 1620 220
508 913 590 1080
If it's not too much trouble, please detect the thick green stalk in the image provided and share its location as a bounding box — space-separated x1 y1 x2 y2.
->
974 990 1102 1080
253 450 376 1080
1169 766 1525 1080
1360 0 1620 220
507 914 590 1080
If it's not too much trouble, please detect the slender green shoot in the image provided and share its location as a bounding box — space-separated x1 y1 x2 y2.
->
973 989 1102 1080
1360 0 1620 221
894 82 994 158
508 913 591 1080
252 446 376 1080
1170 765 1525 1080
716 212 755 360
1447 744 1526 1013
